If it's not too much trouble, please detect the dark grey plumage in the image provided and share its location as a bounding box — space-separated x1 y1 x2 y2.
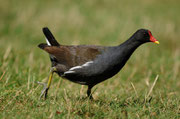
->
38 28 159 99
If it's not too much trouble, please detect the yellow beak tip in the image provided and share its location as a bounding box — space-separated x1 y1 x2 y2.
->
154 41 160 44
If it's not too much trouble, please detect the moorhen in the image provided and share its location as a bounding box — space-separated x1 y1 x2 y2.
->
38 27 159 99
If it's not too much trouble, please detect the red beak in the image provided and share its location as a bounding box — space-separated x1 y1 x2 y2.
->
148 31 159 44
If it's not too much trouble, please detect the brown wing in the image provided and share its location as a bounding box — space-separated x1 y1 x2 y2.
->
41 44 107 68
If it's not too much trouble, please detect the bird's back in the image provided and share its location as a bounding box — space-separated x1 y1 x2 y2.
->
39 44 108 69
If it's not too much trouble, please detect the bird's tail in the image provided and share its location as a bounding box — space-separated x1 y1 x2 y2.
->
42 27 60 46
38 27 60 66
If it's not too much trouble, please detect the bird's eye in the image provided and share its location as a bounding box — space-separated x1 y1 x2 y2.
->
143 32 148 37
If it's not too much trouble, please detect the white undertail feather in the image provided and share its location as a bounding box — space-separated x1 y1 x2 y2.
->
45 38 51 46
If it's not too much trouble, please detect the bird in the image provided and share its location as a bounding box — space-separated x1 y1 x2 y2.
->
38 27 159 99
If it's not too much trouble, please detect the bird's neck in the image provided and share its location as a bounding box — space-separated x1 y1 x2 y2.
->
120 37 142 53
116 37 143 63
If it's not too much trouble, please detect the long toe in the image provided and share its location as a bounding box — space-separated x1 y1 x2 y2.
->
37 81 48 99
44 88 49 99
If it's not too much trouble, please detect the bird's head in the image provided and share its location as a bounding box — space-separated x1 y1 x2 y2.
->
134 29 159 44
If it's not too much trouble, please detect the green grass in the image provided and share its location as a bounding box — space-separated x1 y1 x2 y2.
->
0 0 180 118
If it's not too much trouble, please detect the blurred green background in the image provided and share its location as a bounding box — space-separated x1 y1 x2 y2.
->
0 0 179 118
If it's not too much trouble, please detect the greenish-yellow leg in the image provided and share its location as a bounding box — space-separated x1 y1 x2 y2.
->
38 67 56 99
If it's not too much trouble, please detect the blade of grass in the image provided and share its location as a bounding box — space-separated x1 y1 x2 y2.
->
0 71 6 81
146 75 159 99
131 82 138 98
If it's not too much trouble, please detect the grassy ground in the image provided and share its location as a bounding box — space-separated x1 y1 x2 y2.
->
0 0 180 118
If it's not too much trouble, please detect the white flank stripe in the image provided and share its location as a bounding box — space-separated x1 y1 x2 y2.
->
64 71 75 74
69 66 82 71
45 38 51 46
64 61 94 75
69 61 93 71
82 61 93 67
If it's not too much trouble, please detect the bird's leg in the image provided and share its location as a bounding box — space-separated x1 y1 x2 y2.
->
87 85 93 100
38 67 56 99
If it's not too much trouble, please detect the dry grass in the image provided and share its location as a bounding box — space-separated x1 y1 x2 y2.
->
0 0 180 118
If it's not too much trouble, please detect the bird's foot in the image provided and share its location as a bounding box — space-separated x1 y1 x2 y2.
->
37 81 49 99
87 95 94 100
37 67 56 99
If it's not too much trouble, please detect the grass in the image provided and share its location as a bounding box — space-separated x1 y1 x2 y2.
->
0 0 180 118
